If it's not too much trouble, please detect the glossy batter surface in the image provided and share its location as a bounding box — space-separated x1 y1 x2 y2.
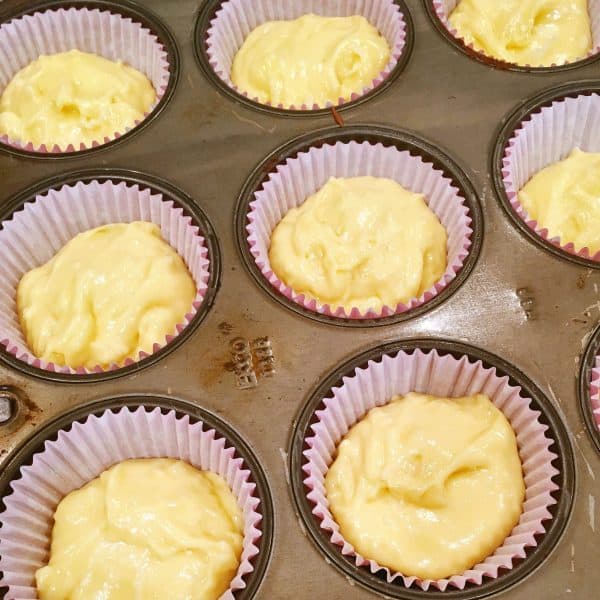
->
0 49 156 148
268 176 447 312
325 393 525 580
17 222 196 369
35 458 244 600
231 14 390 106
449 0 592 66
518 148 600 254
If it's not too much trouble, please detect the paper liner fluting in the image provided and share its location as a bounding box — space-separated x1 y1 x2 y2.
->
0 406 263 600
205 0 407 110
302 348 560 591
501 92 600 262
432 0 600 68
0 7 171 153
590 353 600 431
246 141 472 319
0 179 210 374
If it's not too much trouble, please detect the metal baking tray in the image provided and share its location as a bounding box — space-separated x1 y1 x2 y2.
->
0 0 599 598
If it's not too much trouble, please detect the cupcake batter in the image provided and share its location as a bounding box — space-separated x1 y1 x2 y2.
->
448 0 592 66
17 221 196 369
325 393 525 580
231 14 390 107
0 49 156 148
35 458 244 600
268 176 447 312
518 148 600 254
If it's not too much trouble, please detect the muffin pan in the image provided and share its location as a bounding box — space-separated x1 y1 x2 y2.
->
0 0 599 598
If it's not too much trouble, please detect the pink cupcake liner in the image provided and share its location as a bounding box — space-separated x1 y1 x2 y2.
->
246 140 473 319
432 0 600 68
501 92 600 262
206 0 407 110
0 405 263 600
302 348 560 591
0 7 171 153
0 179 210 374
590 353 600 431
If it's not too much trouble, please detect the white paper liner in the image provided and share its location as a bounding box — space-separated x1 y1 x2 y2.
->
501 92 600 262
205 0 407 110
246 141 473 319
0 406 263 600
303 348 560 591
590 354 600 431
432 0 600 68
0 179 211 374
0 7 171 153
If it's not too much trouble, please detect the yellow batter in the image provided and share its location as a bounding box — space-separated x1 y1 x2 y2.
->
448 0 592 66
17 222 196 369
35 458 244 600
268 176 447 312
518 148 600 254
0 49 156 148
325 393 525 580
231 14 390 107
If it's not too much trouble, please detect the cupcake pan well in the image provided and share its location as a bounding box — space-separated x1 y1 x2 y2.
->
0 395 274 600
0 169 221 383
579 323 600 455
194 0 414 116
425 0 600 72
0 0 179 158
290 339 575 599
492 81 600 269
0 0 599 599
236 125 483 326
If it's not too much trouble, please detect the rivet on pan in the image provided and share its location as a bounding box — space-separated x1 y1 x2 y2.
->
0 387 18 424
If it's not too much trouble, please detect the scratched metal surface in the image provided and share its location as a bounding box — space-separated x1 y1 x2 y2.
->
0 0 599 598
